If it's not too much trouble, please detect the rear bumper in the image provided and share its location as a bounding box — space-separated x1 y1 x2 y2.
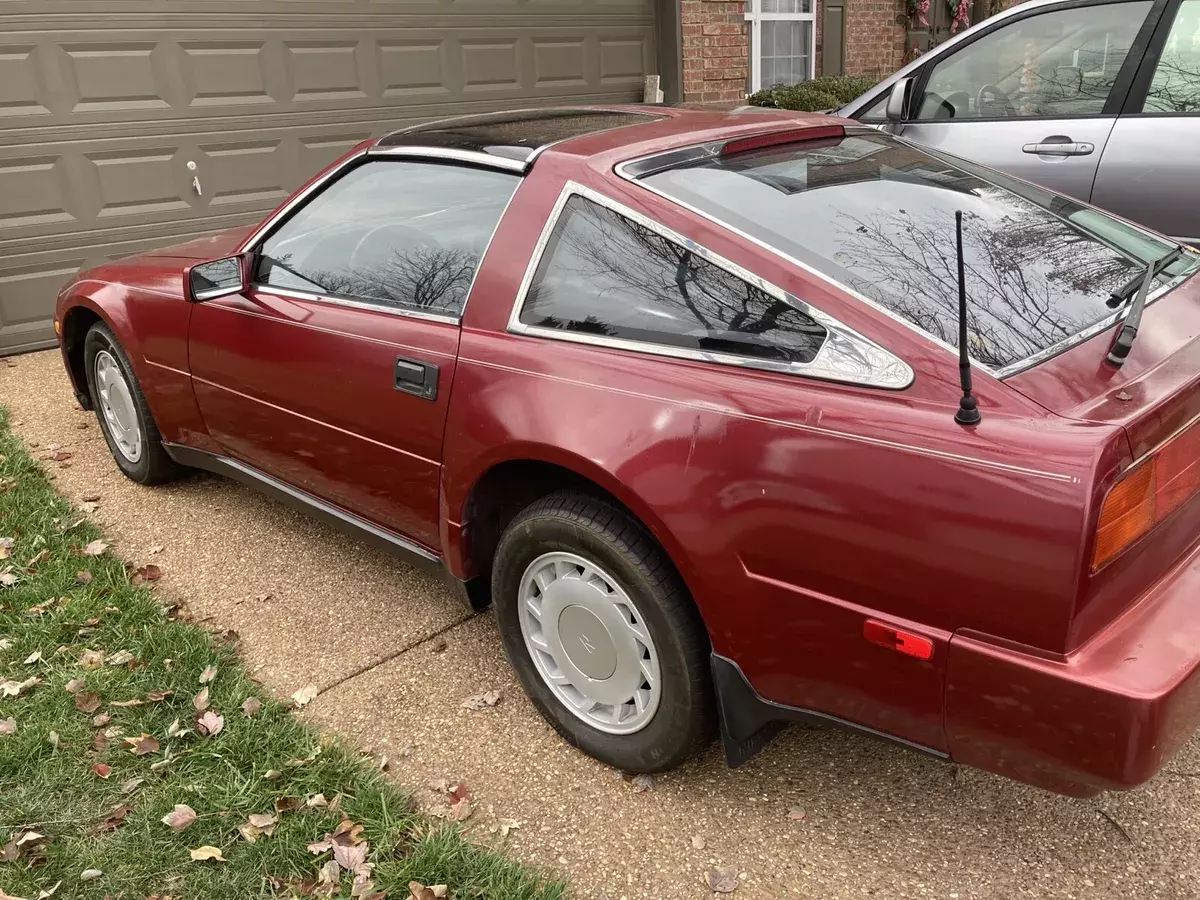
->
946 538 1200 796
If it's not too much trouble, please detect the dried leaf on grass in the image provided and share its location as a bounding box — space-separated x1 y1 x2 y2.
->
238 812 277 843
74 570 93 585
461 690 501 710
81 540 107 556
195 710 224 736
77 649 103 668
199 664 218 683
192 686 210 711
73 691 100 713
98 803 133 831
188 845 225 862
241 696 261 717
1 676 41 697
408 883 449 900
79 869 102 881
124 733 159 755
119 777 144 794
0 717 15 735
64 677 85 694
162 804 197 831
36 880 62 898
23 650 42 665
91 763 111 779
105 649 134 666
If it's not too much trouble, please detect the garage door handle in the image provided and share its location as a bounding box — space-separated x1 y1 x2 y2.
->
1022 141 1094 156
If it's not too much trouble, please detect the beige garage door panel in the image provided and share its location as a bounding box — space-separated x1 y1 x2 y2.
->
0 0 658 354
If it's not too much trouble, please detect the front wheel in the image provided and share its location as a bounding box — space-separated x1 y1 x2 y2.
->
492 490 714 772
83 323 183 485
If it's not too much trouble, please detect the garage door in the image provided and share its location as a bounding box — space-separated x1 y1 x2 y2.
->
0 0 659 354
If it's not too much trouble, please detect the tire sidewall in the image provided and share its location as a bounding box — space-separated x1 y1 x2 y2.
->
83 325 152 483
493 509 704 772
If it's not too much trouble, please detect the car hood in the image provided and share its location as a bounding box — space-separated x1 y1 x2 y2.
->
130 225 254 262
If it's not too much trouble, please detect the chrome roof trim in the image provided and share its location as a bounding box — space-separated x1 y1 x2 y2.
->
505 180 915 391
366 145 528 172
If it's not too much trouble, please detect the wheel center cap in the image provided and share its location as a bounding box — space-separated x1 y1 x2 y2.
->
557 605 617 680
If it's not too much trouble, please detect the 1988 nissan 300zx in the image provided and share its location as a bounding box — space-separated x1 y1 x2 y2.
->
54 107 1200 796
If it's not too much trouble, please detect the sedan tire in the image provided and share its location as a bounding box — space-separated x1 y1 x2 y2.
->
83 323 183 485
492 490 715 772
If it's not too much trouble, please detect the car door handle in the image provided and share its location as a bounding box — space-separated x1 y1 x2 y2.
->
1022 141 1094 156
394 356 438 401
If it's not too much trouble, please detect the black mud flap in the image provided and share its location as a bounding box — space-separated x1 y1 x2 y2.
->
710 653 948 768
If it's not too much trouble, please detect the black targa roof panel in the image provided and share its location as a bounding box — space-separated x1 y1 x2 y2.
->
377 108 664 163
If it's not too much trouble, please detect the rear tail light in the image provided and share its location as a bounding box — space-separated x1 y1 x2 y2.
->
1091 418 1200 569
721 125 845 157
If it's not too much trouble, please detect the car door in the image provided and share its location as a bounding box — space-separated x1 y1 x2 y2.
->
187 156 520 549
1093 0 1200 242
892 0 1161 202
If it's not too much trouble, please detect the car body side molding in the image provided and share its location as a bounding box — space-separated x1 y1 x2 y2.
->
163 443 487 610
710 653 949 767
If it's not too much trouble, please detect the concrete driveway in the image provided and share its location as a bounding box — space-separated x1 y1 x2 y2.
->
4 349 1200 900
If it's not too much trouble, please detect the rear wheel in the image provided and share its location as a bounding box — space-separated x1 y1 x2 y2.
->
492 490 714 772
83 323 183 485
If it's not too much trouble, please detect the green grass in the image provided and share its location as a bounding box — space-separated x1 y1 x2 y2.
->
0 409 564 900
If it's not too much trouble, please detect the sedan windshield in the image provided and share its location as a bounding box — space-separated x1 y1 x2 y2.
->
643 132 1198 370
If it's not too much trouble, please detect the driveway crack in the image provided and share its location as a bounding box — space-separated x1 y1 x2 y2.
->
313 610 482 697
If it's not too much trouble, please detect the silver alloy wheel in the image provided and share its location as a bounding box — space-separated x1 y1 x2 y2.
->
94 350 143 463
517 551 662 734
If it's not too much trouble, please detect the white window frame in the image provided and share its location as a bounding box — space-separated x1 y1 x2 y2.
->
745 0 818 92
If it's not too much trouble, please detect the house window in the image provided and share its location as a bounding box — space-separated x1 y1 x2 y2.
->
746 0 816 91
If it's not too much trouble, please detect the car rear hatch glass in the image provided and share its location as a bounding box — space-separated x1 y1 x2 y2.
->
638 131 1199 373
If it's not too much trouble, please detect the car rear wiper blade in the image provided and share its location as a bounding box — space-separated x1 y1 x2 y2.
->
1106 245 1185 367
1106 244 1185 309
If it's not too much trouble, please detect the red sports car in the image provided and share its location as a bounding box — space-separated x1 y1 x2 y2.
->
54 107 1200 796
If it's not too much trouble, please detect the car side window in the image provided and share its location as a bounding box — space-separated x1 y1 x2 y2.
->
1141 0 1200 112
254 160 519 317
518 194 828 365
915 1 1152 120
858 92 890 123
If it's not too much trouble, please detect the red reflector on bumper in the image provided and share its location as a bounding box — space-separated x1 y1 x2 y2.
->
863 619 934 660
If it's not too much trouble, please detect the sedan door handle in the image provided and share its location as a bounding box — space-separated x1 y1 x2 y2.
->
1022 141 1094 156
394 356 438 401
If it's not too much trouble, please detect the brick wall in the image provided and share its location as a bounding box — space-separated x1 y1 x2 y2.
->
682 0 749 102
842 0 907 79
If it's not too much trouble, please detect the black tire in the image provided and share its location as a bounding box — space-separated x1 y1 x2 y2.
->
492 490 715 772
83 322 184 485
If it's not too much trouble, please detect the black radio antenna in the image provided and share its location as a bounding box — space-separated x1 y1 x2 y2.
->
953 210 981 426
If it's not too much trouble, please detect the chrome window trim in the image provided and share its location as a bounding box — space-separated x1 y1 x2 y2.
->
615 136 1198 379
506 180 914 391
241 146 523 323
252 284 461 324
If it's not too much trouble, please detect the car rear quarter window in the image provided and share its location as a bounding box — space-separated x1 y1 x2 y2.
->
643 133 1195 370
518 194 828 365
254 160 518 316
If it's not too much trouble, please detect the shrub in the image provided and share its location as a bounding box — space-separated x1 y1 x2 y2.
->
747 74 879 111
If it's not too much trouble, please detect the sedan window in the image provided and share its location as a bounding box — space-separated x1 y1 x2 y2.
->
519 195 828 365
254 160 518 316
916 1 1150 120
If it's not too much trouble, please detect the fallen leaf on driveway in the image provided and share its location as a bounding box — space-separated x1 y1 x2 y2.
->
148 544 164 554
81 493 100 503
461 690 501 710
81 540 107 556
192 686 210 711
199 664 217 684
692 834 706 850
79 869 102 882
91 763 112 779
241 697 261 717
73 691 100 713
196 710 224 736
0 718 14 735
787 807 807 821
291 685 319 707
134 564 162 582
631 774 653 793
705 868 740 894
124 734 159 755
188 845 225 862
